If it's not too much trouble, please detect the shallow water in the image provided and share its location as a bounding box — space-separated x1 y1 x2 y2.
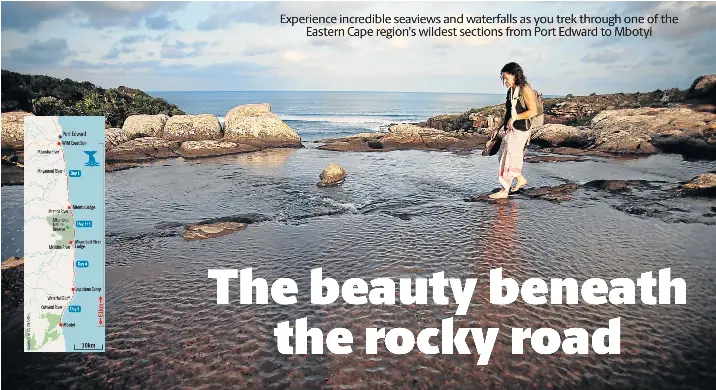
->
2 148 716 389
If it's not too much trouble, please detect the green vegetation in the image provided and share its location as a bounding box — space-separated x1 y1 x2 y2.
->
1 70 184 128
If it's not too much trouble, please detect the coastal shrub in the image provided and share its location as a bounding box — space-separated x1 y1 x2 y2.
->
1 70 184 128
33 96 81 116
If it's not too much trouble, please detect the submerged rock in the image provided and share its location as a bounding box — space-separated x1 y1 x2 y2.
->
523 183 581 202
317 163 347 187
1 111 33 150
679 173 716 197
223 103 302 147
182 222 247 241
524 155 585 163
163 114 222 141
584 179 652 193
122 114 169 138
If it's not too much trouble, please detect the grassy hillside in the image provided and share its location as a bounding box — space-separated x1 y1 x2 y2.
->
1 70 184 128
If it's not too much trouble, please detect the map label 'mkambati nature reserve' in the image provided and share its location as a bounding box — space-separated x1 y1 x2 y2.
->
24 116 106 353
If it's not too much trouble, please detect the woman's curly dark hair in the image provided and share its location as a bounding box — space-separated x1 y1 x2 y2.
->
500 62 527 86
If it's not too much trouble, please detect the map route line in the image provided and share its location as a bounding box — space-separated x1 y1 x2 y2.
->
58 133 77 330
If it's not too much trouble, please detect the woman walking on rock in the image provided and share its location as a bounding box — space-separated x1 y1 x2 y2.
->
488 62 539 199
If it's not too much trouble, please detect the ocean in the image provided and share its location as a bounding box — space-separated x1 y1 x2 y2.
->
2 91 716 388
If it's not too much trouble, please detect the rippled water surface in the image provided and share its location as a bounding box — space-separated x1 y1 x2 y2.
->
2 148 716 389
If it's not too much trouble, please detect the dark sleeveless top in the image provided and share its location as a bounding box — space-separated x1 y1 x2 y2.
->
506 85 529 131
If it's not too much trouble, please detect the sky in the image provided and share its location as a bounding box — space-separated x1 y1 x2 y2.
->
1 1 715 95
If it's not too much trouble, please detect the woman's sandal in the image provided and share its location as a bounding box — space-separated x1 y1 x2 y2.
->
488 190 510 199
510 179 528 193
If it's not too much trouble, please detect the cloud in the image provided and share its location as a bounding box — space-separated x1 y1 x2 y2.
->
120 35 150 44
611 1 716 41
282 51 306 63
145 15 179 31
101 46 134 60
6 38 75 66
242 44 284 56
1 1 188 32
160 40 208 59
649 58 672 66
581 49 628 64
197 1 368 30
0 2 68 32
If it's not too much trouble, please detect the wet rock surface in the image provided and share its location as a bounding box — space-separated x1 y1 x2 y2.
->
317 163 347 187
465 176 716 225
524 155 585 163
678 173 716 197
584 179 654 193
522 183 582 202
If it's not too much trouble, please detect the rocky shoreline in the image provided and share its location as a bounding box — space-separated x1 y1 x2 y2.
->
315 75 716 160
1 75 714 187
1 103 303 184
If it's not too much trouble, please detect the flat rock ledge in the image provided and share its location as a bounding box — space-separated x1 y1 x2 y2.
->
316 124 489 152
182 222 247 241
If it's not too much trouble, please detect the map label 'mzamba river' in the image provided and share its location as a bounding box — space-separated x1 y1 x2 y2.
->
24 116 106 353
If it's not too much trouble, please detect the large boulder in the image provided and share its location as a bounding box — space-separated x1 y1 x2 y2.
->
163 114 222 142
223 103 301 147
589 107 715 155
105 137 180 162
178 140 260 159
1 111 34 149
529 124 592 147
685 75 716 103
122 114 169 138
317 163 347 187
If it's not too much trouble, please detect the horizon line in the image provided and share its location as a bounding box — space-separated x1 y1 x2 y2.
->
145 90 511 95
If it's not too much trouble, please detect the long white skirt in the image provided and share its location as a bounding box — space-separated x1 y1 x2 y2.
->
498 129 531 190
